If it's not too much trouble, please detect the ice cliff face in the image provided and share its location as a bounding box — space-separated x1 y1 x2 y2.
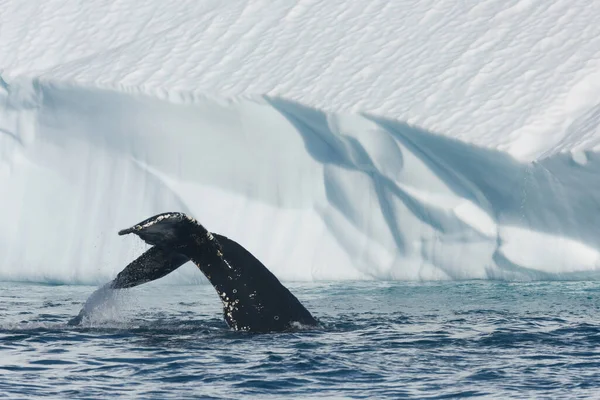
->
1 81 599 283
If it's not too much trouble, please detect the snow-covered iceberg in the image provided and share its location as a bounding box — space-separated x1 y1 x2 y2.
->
2 0 600 283
1 78 600 284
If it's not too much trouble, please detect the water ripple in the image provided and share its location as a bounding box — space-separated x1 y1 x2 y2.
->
2 281 600 398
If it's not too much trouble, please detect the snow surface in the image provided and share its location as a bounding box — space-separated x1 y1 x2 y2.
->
1 0 600 283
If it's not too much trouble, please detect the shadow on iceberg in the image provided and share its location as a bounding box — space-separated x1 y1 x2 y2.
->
267 96 600 280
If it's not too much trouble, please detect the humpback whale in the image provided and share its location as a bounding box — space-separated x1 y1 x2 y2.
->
70 212 318 332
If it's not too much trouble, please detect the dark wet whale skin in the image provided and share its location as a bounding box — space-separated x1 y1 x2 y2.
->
73 212 317 333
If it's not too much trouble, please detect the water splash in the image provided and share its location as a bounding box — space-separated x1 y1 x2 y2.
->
68 283 126 326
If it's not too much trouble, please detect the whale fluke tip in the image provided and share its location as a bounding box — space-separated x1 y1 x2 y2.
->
118 228 134 236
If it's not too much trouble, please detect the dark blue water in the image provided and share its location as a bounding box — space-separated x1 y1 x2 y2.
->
2 281 600 398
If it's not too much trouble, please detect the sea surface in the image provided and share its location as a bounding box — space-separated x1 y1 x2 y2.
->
1 280 600 399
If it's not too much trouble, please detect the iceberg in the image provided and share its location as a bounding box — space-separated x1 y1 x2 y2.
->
2 0 600 283
1 79 600 283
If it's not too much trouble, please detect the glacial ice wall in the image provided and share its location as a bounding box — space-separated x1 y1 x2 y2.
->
2 79 600 284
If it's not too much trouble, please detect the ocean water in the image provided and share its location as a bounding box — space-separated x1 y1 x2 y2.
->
2 280 600 399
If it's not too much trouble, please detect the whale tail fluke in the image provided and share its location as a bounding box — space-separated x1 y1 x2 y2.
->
70 212 318 331
67 246 190 326
69 213 210 326
118 212 205 247
110 246 190 289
